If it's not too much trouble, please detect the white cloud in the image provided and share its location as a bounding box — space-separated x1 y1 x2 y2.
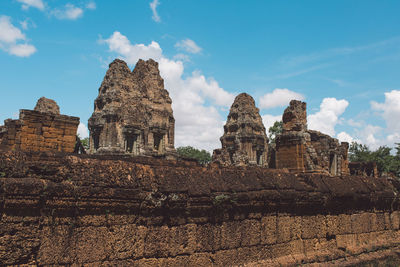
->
326 91 400 150
0 16 36 57
19 18 36 30
150 0 161 22
175 39 202 54
17 0 95 19
386 133 400 145
51 4 83 20
17 0 45 11
358 124 383 150
351 124 400 150
86 2 96 10
261 114 282 132
101 31 236 151
347 118 362 128
20 20 29 30
77 123 89 138
185 70 234 106
308 97 349 136
371 90 400 133
337 131 354 143
280 37 400 68
0 16 25 43
259 88 304 109
101 32 163 64
173 53 190 62
8 43 37 57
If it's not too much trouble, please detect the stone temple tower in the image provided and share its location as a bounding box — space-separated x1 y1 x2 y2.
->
212 93 269 166
88 58 176 159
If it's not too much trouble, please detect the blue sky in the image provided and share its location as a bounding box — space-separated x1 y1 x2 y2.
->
1 0 400 151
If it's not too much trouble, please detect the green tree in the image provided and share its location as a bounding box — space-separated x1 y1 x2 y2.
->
176 146 212 165
77 134 90 151
81 137 89 150
349 142 400 177
395 143 400 157
268 121 283 143
348 142 372 162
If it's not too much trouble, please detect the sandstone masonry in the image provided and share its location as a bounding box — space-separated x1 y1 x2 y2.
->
88 59 176 159
0 150 399 266
0 97 79 153
275 100 349 175
212 93 269 166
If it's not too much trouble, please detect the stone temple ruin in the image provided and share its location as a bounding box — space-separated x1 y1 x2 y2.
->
0 58 374 178
88 59 177 159
4 59 399 266
211 95 351 176
212 93 269 167
275 100 350 175
0 97 79 153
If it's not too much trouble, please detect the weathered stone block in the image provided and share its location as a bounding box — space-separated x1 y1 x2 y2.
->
107 224 147 260
220 221 242 249
195 223 221 252
391 211 400 230
291 216 302 240
302 215 326 239
261 215 277 245
277 215 293 243
336 214 352 234
351 212 371 233
240 219 261 246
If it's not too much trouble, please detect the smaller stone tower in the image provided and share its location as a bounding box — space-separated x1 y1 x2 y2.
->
212 93 269 166
275 100 349 175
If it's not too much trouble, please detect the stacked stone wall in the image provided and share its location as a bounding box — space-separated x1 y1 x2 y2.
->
276 101 350 176
275 143 306 172
1 110 79 153
0 150 399 266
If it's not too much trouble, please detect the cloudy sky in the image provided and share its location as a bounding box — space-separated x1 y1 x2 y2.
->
1 1 400 152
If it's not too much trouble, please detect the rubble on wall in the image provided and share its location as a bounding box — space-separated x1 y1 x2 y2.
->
0 97 79 153
88 59 176 159
212 93 269 166
34 97 60 115
349 161 379 177
275 100 349 175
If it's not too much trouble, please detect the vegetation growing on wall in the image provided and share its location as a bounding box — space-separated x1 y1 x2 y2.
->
176 146 212 165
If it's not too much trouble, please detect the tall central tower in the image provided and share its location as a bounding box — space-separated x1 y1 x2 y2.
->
88 58 176 159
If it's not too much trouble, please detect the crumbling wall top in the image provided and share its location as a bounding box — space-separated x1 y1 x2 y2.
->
34 97 60 115
282 100 307 132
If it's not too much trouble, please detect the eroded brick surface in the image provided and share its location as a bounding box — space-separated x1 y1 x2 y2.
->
0 98 79 153
0 150 399 266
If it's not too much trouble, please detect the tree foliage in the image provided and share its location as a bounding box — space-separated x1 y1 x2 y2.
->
76 134 89 151
268 121 283 144
176 146 212 165
81 137 89 150
349 142 400 177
